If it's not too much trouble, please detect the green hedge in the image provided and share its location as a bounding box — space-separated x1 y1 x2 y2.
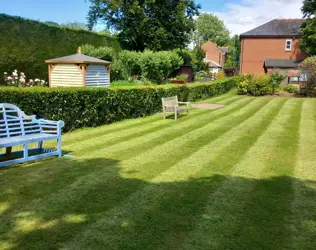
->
0 77 239 131
0 14 121 82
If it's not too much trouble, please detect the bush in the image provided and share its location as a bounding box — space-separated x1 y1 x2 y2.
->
0 77 239 131
237 74 282 96
0 14 120 82
81 44 116 62
138 50 183 84
270 71 287 94
283 84 299 94
300 56 316 96
116 50 141 80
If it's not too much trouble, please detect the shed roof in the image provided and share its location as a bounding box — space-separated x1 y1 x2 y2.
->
219 47 229 54
240 19 305 38
264 58 302 68
45 53 111 64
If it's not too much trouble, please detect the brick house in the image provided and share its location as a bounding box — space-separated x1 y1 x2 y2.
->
201 41 228 73
240 19 308 83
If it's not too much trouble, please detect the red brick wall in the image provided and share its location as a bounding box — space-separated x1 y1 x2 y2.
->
240 37 307 74
201 41 223 66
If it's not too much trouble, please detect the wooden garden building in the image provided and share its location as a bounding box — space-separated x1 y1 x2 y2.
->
45 51 111 88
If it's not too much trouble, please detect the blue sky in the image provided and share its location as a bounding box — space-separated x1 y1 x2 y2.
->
1 0 303 35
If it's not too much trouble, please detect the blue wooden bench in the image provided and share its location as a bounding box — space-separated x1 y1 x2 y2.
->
0 103 64 167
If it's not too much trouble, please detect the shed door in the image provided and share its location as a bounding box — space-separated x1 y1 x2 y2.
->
85 65 109 87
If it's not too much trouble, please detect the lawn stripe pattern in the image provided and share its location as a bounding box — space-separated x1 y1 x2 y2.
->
0 95 316 250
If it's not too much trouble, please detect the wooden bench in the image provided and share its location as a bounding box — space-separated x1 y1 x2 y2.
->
0 103 64 167
162 96 190 120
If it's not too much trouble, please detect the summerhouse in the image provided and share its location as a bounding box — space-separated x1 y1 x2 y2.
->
45 50 111 88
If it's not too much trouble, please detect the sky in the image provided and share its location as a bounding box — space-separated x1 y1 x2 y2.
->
0 0 304 35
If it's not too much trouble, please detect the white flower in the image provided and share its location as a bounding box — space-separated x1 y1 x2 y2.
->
15 76 18 79
41 80 45 83
29 79 34 83
35 78 40 81
12 72 18 77
7 76 12 80
4 72 7 75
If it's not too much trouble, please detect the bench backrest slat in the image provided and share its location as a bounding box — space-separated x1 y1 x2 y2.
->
0 103 39 138
162 96 179 112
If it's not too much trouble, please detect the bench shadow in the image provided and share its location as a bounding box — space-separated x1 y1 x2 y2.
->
0 158 316 249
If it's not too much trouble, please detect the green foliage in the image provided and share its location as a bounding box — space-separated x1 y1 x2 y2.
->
300 56 316 96
194 13 230 46
270 71 287 94
300 1 316 55
138 50 183 83
176 74 188 81
81 44 116 62
192 46 209 73
225 35 241 68
237 74 272 96
0 14 120 83
283 84 299 94
0 77 238 131
116 50 141 80
174 49 194 66
87 0 200 51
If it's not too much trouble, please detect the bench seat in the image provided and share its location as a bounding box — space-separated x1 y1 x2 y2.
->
0 103 64 167
0 133 59 148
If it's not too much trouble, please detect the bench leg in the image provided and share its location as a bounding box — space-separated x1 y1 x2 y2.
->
57 138 62 158
163 111 166 120
175 111 177 120
38 141 43 153
23 144 29 160
5 147 12 157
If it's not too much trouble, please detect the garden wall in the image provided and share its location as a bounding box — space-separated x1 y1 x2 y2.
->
0 77 239 131
0 14 120 82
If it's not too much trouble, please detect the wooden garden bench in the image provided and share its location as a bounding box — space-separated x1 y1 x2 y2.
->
0 103 64 167
162 96 190 120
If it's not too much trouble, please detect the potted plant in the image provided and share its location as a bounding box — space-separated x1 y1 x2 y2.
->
170 74 188 84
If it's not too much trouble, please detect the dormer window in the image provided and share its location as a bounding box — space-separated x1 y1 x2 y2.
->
285 39 292 51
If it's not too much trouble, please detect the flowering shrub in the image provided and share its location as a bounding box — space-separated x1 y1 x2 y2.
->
3 70 48 87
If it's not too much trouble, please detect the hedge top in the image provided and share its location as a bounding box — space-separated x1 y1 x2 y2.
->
45 53 111 65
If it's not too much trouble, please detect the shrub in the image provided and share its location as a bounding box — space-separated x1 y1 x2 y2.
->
269 71 287 94
283 84 299 94
0 77 239 131
116 50 141 80
3 70 48 87
139 50 183 84
300 56 316 96
237 74 272 96
81 44 116 62
0 14 120 82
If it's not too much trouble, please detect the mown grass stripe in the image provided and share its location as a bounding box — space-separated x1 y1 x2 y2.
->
289 99 316 249
63 93 241 146
64 96 248 150
183 99 301 250
60 99 287 249
74 97 256 158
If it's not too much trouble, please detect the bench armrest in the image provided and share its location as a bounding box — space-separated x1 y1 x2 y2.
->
178 102 191 107
36 119 65 135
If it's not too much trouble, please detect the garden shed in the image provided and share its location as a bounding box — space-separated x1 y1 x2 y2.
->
45 50 111 88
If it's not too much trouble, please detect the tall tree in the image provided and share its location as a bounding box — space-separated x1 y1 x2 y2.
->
225 35 241 68
300 0 316 55
194 13 230 47
87 0 200 51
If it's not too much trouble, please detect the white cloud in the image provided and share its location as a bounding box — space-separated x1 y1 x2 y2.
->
211 0 303 35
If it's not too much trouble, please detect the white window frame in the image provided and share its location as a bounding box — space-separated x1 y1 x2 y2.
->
285 39 292 51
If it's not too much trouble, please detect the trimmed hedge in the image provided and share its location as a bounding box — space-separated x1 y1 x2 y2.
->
0 77 239 131
0 14 120 82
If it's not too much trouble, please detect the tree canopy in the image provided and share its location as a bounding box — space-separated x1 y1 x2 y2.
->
300 0 316 55
87 0 200 51
193 13 230 47
224 35 241 68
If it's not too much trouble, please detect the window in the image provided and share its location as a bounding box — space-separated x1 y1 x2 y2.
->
288 76 299 83
285 39 292 51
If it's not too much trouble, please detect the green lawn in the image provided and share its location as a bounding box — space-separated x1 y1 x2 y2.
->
1 91 316 249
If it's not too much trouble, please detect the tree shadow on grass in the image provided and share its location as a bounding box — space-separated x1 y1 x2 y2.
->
0 158 316 249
